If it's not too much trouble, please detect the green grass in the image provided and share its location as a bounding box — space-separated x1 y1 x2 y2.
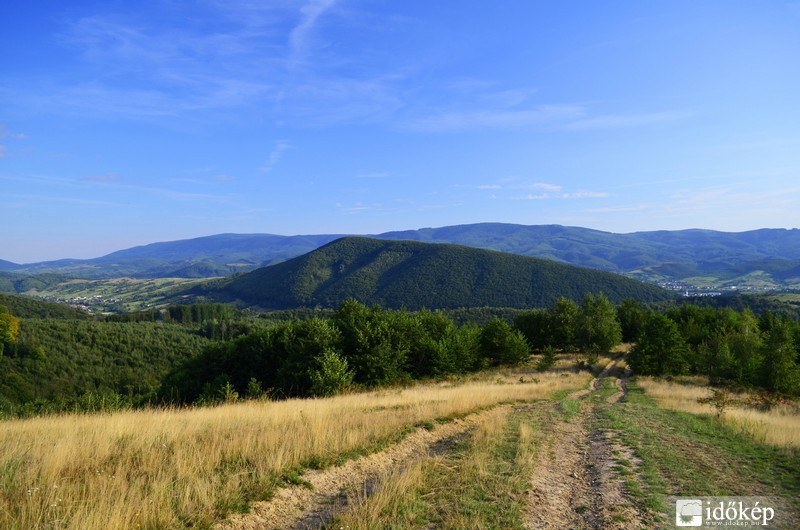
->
330 405 545 529
594 379 800 519
557 397 581 421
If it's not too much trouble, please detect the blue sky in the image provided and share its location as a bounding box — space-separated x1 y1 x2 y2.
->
2 1 799 263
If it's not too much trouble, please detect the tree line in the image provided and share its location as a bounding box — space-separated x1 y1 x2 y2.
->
159 295 630 404
2 293 798 417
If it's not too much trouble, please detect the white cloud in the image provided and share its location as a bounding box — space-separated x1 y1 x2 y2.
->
0 124 27 139
407 104 584 132
560 111 689 131
406 96 687 133
525 182 562 192
260 141 291 173
562 190 610 199
289 0 339 68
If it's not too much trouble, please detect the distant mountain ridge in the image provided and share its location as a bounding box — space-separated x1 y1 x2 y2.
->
197 237 674 310
4 224 800 290
0 259 20 272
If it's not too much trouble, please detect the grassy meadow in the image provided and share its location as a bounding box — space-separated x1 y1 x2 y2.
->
638 376 800 448
1 370 588 530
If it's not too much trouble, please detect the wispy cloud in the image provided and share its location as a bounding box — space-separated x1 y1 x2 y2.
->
0 124 27 158
407 104 584 132
336 201 375 213
561 111 689 131
260 141 291 173
3 193 119 207
561 190 609 199
481 180 609 201
525 182 562 192
0 124 27 139
356 171 391 179
406 98 687 133
289 0 338 68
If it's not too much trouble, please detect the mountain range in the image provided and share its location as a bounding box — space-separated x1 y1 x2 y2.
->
3 223 800 290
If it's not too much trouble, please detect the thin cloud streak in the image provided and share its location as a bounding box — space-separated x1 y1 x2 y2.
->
288 0 338 68
261 141 291 173
405 104 687 133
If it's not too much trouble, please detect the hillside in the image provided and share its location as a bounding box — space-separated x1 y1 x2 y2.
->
0 292 88 319
0 294 211 414
378 224 800 289
4 224 799 290
6 233 343 279
202 237 674 310
0 259 19 272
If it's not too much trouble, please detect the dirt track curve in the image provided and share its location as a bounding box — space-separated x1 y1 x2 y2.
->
219 359 649 529
218 407 503 530
524 357 647 529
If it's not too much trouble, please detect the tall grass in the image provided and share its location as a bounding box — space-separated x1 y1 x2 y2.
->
637 377 800 448
333 404 538 529
1 371 585 529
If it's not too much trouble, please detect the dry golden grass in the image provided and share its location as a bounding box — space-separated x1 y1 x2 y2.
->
637 377 800 448
333 405 521 529
1 370 586 530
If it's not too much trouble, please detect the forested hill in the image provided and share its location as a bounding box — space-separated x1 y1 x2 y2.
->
379 224 800 270
0 293 88 319
4 224 799 290
200 237 675 310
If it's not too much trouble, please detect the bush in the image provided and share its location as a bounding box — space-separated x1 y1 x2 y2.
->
535 346 557 372
309 349 354 397
479 317 530 366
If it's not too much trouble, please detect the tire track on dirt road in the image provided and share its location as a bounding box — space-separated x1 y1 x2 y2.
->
525 357 649 529
217 406 504 530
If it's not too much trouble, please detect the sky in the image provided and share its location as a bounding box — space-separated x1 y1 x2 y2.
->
2 1 799 263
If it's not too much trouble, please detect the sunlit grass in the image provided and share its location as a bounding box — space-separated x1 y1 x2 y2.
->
333 403 541 529
1 370 586 529
637 377 800 448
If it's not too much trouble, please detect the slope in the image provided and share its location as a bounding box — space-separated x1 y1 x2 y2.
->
206 237 674 310
10 233 344 279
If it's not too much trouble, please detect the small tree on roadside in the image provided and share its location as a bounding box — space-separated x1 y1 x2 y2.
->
535 345 558 372
698 388 739 419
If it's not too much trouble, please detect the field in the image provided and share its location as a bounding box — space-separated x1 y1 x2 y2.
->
2 356 799 529
20 277 206 313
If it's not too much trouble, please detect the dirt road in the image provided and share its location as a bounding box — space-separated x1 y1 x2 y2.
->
219 360 651 529
524 358 649 529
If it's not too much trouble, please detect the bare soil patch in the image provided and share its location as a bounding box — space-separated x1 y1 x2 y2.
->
525 361 647 529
